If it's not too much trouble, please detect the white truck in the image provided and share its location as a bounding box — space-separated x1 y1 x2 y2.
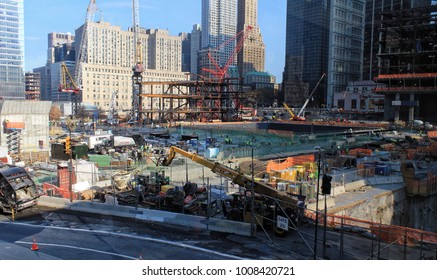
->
94 135 136 155
82 134 113 150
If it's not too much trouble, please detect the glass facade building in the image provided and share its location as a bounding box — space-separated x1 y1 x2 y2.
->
201 0 237 68
283 0 366 108
0 0 25 99
283 0 330 106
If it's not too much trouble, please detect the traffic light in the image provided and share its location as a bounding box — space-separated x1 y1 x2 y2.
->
321 174 332 195
64 136 71 154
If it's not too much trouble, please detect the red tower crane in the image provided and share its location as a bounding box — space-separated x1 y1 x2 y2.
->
202 25 253 80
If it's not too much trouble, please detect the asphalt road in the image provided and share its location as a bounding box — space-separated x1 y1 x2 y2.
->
0 206 295 260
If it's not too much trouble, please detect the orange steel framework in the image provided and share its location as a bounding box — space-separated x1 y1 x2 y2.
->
139 78 245 123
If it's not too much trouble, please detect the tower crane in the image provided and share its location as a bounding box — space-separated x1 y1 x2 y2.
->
202 25 253 80
131 0 144 125
58 0 97 116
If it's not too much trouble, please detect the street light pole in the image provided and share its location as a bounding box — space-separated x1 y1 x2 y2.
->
250 137 255 237
313 151 321 260
323 192 327 258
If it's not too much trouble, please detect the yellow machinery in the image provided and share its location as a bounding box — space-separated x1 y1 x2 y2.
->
160 146 303 235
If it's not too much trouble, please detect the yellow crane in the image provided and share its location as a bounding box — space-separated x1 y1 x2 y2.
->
159 146 303 236
283 102 305 121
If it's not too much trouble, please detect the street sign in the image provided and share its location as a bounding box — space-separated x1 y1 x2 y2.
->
277 215 289 231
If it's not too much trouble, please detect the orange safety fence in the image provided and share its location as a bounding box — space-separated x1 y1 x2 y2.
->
304 209 437 246
266 154 315 173
348 148 372 157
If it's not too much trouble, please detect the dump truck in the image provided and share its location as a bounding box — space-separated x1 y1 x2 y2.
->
159 146 305 236
0 164 41 213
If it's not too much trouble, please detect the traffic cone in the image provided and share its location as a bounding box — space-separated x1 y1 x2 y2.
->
31 239 39 251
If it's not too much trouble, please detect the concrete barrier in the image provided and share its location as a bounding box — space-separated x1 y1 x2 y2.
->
38 196 251 236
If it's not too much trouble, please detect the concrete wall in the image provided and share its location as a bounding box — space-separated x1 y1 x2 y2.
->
406 195 437 232
330 187 406 225
37 196 251 236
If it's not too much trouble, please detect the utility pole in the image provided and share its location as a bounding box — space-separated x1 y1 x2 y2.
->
313 149 321 259
250 137 255 237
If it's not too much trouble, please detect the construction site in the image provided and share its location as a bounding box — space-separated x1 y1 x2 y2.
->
2 1 437 261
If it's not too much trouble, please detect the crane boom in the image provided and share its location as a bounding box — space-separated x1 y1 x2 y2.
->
75 0 97 90
202 25 253 79
161 146 299 207
296 73 326 119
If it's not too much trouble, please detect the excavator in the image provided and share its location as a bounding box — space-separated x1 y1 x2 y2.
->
159 146 306 236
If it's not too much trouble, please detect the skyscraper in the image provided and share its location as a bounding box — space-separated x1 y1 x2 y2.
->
283 0 329 107
201 0 237 74
237 0 265 78
283 0 366 109
190 24 202 75
0 0 25 99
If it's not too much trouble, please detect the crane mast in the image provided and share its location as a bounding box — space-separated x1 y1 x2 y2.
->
72 0 97 116
107 90 118 125
131 0 144 125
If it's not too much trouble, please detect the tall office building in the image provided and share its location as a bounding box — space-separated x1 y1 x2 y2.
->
0 0 25 99
180 32 191 72
283 0 365 109
327 0 366 108
237 0 265 78
75 21 186 111
283 0 329 107
47 32 75 64
201 0 237 75
363 0 431 80
190 24 202 75
146 28 182 72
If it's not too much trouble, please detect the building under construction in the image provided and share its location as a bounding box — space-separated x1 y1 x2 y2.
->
139 78 246 124
375 4 437 123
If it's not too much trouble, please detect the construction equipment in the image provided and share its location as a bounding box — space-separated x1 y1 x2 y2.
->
160 146 304 236
295 73 326 121
93 135 136 155
283 102 304 121
130 0 144 125
0 164 41 213
202 25 253 80
58 1 97 116
107 90 119 125
58 63 79 94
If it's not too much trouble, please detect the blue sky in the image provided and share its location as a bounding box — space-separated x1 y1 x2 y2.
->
24 0 286 82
